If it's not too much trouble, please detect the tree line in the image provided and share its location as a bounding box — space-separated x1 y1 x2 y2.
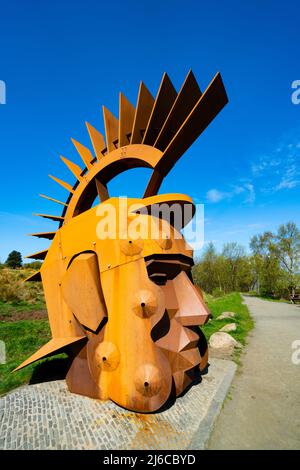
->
192 221 300 299
1 251 41 270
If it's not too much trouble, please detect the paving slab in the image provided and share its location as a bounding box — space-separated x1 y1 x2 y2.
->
0 358 236 450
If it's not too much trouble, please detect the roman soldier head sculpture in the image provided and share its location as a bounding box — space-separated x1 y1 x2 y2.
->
16 70 228 412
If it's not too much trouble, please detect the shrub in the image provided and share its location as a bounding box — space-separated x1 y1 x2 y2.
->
212 287 224 298
0 268 44 303
5 251 23 269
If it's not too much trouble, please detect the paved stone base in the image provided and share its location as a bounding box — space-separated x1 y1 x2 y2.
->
0 358 236 450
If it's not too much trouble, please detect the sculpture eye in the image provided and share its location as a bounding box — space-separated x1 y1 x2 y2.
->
145 253 193 285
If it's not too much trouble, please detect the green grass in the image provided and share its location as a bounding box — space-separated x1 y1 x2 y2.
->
202 292 254 358
0 300 46 319
0 320 51 395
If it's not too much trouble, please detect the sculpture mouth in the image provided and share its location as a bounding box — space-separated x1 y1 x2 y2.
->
145 253 194 285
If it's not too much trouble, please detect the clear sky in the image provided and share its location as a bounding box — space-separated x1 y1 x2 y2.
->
0 0 299 262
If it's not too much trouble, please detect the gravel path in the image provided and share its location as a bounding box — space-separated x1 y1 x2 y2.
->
208 296 300 449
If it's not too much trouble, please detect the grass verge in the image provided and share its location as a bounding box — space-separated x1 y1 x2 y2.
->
0 300 46 321
202 292 254 362
0 320 51 395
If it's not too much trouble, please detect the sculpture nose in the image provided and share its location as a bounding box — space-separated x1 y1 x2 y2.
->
163 271 210 327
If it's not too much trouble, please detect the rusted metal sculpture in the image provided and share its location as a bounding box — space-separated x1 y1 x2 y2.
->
16 70 228 412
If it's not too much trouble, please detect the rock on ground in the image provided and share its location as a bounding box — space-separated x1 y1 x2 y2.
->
220 323 237 333
216 312 236 321
209 332 241 357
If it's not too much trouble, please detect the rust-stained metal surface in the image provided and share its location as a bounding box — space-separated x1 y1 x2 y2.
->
18 70 228 413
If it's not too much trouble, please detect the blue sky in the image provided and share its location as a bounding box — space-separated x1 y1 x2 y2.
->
0 0 299 262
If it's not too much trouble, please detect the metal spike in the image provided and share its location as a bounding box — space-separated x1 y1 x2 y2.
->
60 155 83 180
118 93 135 147
49 174 74 193
71 139 93 169
24 271 42 282
86 122 106 160
39 194 68 206
102 106 119 152
26 249 48 261
144 72 228 196
95 176 109 202
142 73 177 146
29 232 56 240
33 213 64 222
130 82 155 144
154 70 202 151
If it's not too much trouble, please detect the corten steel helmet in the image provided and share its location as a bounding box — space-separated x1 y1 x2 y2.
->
15 70 228 412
